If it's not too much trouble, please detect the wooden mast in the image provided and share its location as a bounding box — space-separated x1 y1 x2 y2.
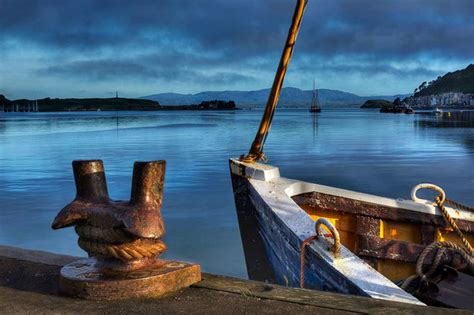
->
241 0 308 163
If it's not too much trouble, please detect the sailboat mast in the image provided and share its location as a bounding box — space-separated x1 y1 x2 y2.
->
241 0 308 163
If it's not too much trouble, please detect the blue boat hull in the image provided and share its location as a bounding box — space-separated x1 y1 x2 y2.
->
230 168 368 296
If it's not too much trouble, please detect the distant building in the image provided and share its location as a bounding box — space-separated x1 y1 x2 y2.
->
408 92 474 108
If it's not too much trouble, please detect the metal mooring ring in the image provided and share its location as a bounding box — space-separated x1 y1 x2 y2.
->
315 218 340 254
411 183 446 205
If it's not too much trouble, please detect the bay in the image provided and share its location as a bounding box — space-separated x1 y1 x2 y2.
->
0 109 473 278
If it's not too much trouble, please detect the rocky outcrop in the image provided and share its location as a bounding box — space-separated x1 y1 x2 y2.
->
360 99 393 109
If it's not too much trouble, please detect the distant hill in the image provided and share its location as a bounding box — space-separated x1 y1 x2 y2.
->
142 87 409 107
36 97 161 111
414 64 474 97
0 95 12 105
0 96 161 111
1 96 239 112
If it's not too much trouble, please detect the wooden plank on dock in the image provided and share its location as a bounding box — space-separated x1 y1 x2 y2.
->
0 245 470 314
196 273 468 314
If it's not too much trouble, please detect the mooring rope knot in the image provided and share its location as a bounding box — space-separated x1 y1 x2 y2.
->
411 183 473 255
76 223 166 261
401 183 474 291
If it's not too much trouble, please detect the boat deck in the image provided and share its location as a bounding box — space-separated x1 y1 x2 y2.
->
0 245 469 314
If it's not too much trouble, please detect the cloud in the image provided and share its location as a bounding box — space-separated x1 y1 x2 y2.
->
2 0 472 57
1 0 473 97
39 57 257 84
292 57 441 77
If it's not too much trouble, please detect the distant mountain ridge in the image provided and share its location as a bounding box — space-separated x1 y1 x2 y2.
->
141 87 409 107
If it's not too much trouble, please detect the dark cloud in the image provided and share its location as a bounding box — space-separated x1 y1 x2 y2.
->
2 0 472 57
40 59 158 80
1 0 473 96
39 57 257 84
292 60 441 77
301 1 474 59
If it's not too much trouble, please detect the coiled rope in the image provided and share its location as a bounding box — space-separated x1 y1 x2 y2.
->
75 224 166 261
78 237 166 260
401 241 473 290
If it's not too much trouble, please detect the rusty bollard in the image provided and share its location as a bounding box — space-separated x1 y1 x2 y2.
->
52 160 201 300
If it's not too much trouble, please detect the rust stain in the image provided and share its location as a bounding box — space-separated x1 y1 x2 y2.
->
293 192 473 281
51 159 201 300
52 160 167 272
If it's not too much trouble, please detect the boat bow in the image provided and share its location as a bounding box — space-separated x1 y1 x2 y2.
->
230 158 424 305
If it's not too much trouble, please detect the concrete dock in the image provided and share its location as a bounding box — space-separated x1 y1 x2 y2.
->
0 245 469 314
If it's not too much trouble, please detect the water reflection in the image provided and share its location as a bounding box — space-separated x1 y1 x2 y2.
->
416 111 474 128
0 109 473 279
312 112 319 142
415 111 474 151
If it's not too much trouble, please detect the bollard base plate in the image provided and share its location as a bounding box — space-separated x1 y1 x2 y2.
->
59 258 201 300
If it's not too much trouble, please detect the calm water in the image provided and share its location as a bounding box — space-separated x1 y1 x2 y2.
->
1 109 474 278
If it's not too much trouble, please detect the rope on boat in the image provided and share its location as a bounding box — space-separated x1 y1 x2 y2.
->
300 235 319 288
401 184 474 291
411 183 473 255
300 218 340 288
445 198 474 213
401 241 474 290
435 196 473 255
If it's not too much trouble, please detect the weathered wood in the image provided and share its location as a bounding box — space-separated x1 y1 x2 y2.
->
421 225 437 245
230 167 276 282
231 166 369 296
355 216 380 269
355 216 380 237
358 235 424 262
250 185 367 296
293 192 474 231
196 273 468 314
229 159 423 305
295 192 472 269
0 245 470 314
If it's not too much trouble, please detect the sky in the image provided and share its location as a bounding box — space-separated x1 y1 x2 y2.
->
1 0 473 99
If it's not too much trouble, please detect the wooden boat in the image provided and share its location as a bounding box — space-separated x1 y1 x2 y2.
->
230 0 474 308
230 159 474 305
